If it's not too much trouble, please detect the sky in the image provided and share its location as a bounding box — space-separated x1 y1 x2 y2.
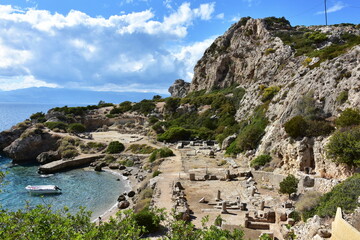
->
0 0 359 99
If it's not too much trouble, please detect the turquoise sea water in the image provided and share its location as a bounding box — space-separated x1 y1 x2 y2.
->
0 103 128 219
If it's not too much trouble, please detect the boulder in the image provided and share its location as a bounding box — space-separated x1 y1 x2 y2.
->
117 194 126 202
119 165 126 170
94 165 102 171
118 200 130 209
3 129 60 163
168 79 190 98
109 163 120 169
303 176 315 188
150 176 160 189
36 151 61 164
221 134 237 150
128 191 135 197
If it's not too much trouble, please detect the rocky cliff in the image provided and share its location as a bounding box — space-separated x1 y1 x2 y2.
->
189 17 360 178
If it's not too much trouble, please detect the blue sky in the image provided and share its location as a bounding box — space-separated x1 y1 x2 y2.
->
0 0 359 97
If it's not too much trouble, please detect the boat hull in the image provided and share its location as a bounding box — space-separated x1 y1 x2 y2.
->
25 185 62 195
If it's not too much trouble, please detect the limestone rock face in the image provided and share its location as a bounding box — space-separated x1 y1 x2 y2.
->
168 79 190 98
3 129 61 163
188 17 360 178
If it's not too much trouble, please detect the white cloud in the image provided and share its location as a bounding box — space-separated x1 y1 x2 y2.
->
194 2 215 20
0 3 216 93
173 37 215 80
0 75 59 91
242 0 260 7
316 2 346 15
216 13 224 19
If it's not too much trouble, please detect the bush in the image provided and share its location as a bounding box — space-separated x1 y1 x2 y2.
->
152 170 162 177
45 122 68 131
315 174 360 217
149 147 174 162
62 149 79 159
335 108 360 127
295 191 322 220
250 154 272 169
336 91 348 104
264 48 276 55
261 86 281 102
127 144 156 154
67 123 86 133
80 142 107 153
306 120 334 137
326 126 360 167
157 127 193 142
284 116 308 138
106 141 125 154
30 112 46 123
164 97 181 114
226 104 268 155
279 174 299 197
134 208 161 233
131 100 155 115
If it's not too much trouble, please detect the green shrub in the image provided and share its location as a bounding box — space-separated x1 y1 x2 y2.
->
106 141 125 154
30 112 46 123
152 121 168 134
288 211 301 222
264 48 276 55
284 115 308 138
127 144 156 154
67 123 86 133
336 91 348 104
164 97 181 114
45 122 68 131
306 120 334 137
152 170 162 177
80 142 107 153
119 159 134 167
134 208 161 233
315 174 360 217
250 154 272 169
226 104 268 155
131 100 155 115
61 149 79 159
157 127 193 142
279 174 299 197
149 147 174 162
261 86 280 102
110 107 123 114
335 108 360 127
326 126 360 167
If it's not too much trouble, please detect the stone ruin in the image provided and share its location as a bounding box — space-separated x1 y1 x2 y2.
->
172 181 191 221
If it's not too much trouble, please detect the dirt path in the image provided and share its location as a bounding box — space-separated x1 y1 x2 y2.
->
152 148 185 214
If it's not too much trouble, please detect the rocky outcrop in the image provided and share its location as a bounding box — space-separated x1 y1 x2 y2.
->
36 150 61 164
38 154 104 173
0 124 30 150
3 128 61 163
188 17 360 178
168 79 190 98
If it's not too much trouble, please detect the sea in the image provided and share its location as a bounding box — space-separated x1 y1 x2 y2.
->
0 103 128 219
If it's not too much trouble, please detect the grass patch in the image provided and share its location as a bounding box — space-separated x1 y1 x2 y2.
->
127 144 156 154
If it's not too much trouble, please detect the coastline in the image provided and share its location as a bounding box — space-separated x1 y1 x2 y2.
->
91 167 136 223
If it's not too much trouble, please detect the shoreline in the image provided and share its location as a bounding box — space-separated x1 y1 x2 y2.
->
91 167 136 223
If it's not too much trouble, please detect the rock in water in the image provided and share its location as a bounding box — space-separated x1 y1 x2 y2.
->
168 79 190 98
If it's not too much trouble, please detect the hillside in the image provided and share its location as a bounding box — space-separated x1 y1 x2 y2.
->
170 17 360 179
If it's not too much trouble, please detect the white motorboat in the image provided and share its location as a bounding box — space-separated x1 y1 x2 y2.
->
25 185 62 195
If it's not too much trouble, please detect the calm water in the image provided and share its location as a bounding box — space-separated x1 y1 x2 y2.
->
0 103 128 218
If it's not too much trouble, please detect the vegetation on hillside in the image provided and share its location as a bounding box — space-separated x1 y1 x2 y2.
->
106 141 125 154
279 174 299 197
154 85 246 148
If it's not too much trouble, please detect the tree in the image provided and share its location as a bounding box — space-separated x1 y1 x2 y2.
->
326 127 360 167
279 174 299 197
284 115 308 138
67 123 86 133
106 141 125 154
335 108 360 127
